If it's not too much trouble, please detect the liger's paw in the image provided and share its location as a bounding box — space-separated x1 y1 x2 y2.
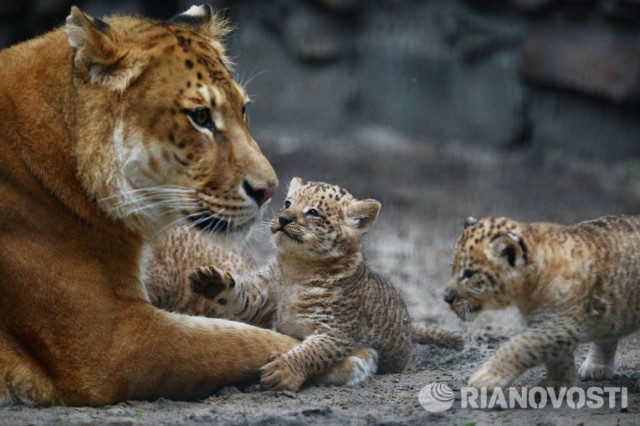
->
188 265 235 302
579 361 614 381
468 363 514 391
260 352 305 392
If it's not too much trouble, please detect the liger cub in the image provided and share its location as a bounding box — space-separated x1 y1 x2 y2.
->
190 178 463 391
445 215 640 390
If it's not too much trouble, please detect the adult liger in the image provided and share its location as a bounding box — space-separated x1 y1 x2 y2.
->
0 5 298 405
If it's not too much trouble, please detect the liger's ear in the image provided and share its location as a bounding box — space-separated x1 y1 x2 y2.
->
65 6 141 92
488 232 527 268
168 5 232 63
346 199 381 233
168 4 213 31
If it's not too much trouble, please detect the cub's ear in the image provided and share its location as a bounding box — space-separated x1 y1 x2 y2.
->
488 232 527 268
286 177 304 196
65 7 142 92
464 216 479 229
346 199 381 233
168 5 231 62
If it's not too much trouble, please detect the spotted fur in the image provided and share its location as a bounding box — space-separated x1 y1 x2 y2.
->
190 178 462 391
143 226 272 323
445 215 640 390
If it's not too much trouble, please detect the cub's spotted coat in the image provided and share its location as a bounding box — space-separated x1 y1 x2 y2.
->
144 226 269 323
445 215 640 390
190 178 462 391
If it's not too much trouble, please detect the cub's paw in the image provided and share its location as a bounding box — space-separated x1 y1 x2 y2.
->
315 348 378 386
188 266 235 303
260 352 305 392
468 363 513 391
578 361 613 381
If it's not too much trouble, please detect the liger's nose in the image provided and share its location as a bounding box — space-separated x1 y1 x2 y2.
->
243 181 278 206
444 288 458 304
278 215 294 228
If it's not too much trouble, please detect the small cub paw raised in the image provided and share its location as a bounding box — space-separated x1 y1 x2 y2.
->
260 352 305 392
188 266 235 303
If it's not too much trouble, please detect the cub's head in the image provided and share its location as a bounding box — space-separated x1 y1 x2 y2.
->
270 178 381 259
65 6 277 238
444 216 529 321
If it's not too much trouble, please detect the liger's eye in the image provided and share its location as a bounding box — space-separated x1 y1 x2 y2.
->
186 107 216 132
462 269 477 280
306 209 320 217
284 200 291 209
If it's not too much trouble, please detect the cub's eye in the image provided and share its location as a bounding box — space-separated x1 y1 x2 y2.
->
462 269 477 280
306 209 320 217
283 200 291 209
186 107 216 132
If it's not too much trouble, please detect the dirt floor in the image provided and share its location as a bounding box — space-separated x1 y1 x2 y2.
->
3 124 640 425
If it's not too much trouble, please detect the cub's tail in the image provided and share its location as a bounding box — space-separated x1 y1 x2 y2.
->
411 324 464 350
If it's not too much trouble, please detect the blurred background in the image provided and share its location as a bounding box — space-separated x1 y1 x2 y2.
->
2 0 639 163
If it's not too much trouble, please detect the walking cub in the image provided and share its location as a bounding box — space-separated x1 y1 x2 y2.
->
445 215 640 390
190 178 462 391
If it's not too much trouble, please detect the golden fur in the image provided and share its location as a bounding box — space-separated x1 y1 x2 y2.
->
0 5 298 406
445 215 640 390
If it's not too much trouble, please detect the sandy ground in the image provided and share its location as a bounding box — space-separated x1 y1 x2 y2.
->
3 125 640 425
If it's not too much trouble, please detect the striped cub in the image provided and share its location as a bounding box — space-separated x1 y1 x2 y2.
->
191 178 462 391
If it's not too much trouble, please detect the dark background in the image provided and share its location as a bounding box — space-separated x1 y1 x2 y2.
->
2 0 639 163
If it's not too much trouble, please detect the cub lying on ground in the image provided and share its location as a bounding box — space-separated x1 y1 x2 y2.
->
191 177 463 391
445 215 640 390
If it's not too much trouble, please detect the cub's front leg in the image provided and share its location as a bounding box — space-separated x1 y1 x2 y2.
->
189 264 275 327
260 331 354 392
470 326 579 390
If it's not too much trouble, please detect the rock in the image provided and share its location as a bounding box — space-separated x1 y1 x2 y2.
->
356 1 528 148
511 0 557 12
229 14 355 133
529 88 640 162
312 0 362 13
600 0 640 20
282 7 348 64
518 23 640 105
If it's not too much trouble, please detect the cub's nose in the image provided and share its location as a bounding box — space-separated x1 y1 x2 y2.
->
243 181 278 206
278 214 294 228
444 288 458 304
